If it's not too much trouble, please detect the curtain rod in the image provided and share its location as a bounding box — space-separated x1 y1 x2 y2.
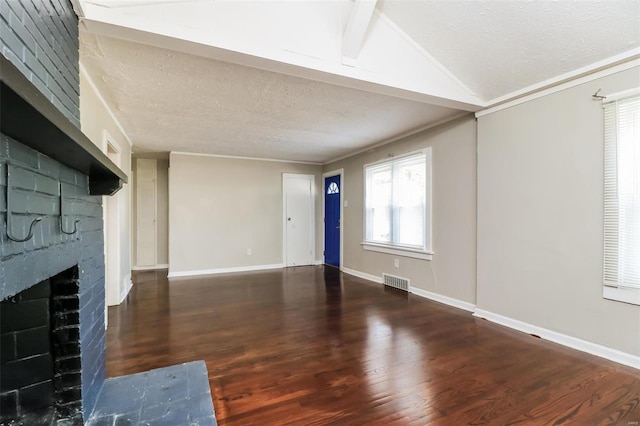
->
592 89 607 100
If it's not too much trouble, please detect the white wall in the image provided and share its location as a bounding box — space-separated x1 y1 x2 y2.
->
477 66 640 356
168 153 322 275
80 66 132 305
324 116 478 305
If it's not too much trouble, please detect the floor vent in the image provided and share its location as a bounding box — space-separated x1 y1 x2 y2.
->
382 273 409 292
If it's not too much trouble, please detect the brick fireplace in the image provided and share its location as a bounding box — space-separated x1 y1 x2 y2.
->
1 2 216 424
0 132 116 424
0 0 124 423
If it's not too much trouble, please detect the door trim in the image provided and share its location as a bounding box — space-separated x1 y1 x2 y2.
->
282 173 316 267
322 169 344 271
103 132 122 313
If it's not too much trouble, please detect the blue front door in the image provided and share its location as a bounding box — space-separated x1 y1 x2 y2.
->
324 175 340 268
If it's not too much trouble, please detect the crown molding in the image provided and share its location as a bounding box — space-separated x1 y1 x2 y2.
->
476 48 640 118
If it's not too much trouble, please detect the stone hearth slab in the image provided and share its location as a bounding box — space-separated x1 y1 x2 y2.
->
86 361 216 426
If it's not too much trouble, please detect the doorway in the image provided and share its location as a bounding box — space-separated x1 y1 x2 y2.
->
136 159 157 267
323 170 343 269
283 174 315 267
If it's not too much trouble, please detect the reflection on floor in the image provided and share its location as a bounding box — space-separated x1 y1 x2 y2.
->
105 266 640 425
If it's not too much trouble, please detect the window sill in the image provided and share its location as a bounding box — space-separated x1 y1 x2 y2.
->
361 242 433 260
604 286 640 306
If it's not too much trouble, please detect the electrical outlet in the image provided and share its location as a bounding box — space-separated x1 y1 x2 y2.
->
394 259 399 268
247 249 252 255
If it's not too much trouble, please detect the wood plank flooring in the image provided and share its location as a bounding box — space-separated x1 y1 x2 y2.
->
106 266 640 425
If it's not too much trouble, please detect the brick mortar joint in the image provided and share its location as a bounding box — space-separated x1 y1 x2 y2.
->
54 371 81 377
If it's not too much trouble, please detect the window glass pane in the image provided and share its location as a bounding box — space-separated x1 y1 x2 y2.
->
327 182 339 194
365 152 429 251
604 95 640 295
396 158 425 247
616 100 640 287
367 165 392 242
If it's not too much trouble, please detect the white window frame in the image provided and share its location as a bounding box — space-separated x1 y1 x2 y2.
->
362 148 433 260
602 88 640 306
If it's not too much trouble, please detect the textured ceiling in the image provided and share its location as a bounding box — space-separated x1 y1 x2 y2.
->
377 0 640 100
79 1 639 161
80 33 461 163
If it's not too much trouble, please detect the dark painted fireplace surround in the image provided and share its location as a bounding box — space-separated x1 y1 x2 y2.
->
0 107 118 423
0 66 123 424
0 1 125 423
2 3 216 424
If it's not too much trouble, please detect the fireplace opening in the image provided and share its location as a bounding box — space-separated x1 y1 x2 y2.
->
1 266 82 425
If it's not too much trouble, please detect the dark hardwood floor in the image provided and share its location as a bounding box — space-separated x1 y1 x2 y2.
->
106 266 640 425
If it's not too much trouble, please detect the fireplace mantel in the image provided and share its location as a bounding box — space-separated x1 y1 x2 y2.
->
0 56 127 195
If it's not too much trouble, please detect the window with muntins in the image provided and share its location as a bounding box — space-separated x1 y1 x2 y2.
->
603 91 640 305
363 149 432 258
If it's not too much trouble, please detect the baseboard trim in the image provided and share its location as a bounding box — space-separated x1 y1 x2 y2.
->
342 267 382 284
341 270 638 369
410 287 476 312
132 264 169 271
118 275 132 304
168 263 284 278
473 309 640 370
313 259 323 266
341 268 476 313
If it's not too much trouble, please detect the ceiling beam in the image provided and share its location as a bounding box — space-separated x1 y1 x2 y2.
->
342 0 377 67
78 1 483 111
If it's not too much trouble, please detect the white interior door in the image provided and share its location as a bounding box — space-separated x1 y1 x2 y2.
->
284 174 314 267
137 159 157 267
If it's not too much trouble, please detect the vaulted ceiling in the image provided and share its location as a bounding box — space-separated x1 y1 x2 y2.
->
76 0 640 163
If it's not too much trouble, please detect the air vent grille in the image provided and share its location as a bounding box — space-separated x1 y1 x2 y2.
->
382 273 409 292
